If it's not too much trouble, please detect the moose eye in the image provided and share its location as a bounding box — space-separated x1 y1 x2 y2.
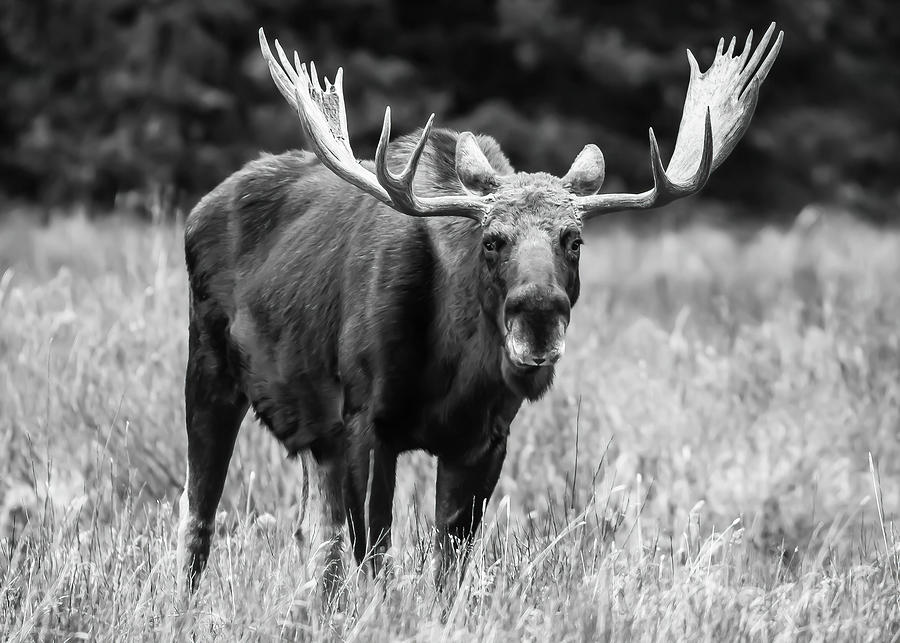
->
483 238 501 253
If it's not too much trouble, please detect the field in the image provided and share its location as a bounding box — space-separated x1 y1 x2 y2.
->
1 208 899 641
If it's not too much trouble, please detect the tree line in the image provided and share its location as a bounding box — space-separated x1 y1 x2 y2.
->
1 0 897 220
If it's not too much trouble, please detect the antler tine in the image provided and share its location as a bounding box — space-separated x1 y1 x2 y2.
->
647 127 672 196
739 22 779 91
736 29 754 70
574 25 782 219
259 31 300 111
276 41 302 93
309 61 323 95
373 106 395 206
397 114 436 187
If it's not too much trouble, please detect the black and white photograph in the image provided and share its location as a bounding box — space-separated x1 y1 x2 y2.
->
1 1 899 640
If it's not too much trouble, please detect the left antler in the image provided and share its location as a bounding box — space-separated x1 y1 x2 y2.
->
259 28 495 221
575 23 783 218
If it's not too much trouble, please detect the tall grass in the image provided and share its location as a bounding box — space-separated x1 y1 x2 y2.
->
1 208 899 640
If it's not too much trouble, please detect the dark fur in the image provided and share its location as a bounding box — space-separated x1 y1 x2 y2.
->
181 128 583 586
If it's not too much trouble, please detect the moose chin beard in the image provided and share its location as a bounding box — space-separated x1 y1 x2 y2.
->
500 354 556 400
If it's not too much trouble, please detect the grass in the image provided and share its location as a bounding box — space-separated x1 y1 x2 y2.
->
1 206 899 640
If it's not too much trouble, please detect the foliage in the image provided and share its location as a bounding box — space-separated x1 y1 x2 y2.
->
2 211 900 638
2 1 899 218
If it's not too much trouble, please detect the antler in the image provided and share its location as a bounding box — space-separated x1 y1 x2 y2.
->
258 28 494 221
575 23 784 218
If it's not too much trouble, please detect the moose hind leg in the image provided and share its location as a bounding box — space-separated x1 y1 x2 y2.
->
176 327 248 595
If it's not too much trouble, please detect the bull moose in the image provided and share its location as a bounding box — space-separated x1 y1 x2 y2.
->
176 24 782 594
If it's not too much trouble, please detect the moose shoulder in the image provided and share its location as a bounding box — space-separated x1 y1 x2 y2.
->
177 24 783 596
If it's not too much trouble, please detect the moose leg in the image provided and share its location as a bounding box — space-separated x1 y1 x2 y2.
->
432 436 508 588
176 331 248 595
344 432 398 575
309 438 348 601
292 452 312 547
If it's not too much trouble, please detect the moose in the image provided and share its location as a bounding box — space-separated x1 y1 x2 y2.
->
176 24 782 594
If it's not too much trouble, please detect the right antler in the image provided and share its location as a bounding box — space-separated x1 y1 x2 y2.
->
259 29 494 221
574 23 783 218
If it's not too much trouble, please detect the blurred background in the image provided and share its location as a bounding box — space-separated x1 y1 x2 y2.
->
2 0 898 222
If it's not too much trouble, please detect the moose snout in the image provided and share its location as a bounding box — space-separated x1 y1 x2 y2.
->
503 285 570 368
504 283 571 322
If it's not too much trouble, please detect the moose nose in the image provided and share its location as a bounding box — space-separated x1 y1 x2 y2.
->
504 284 571 322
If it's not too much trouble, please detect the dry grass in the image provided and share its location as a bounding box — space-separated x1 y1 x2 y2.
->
1 207 899 641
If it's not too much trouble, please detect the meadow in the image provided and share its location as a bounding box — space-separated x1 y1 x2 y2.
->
1 207 899 641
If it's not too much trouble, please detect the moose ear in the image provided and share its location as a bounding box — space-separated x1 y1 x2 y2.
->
455 132 499 195
562 144 606 196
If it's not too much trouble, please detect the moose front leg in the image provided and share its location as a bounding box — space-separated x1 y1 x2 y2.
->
432 436 508 588
344 432 398 576
305 437 349 604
